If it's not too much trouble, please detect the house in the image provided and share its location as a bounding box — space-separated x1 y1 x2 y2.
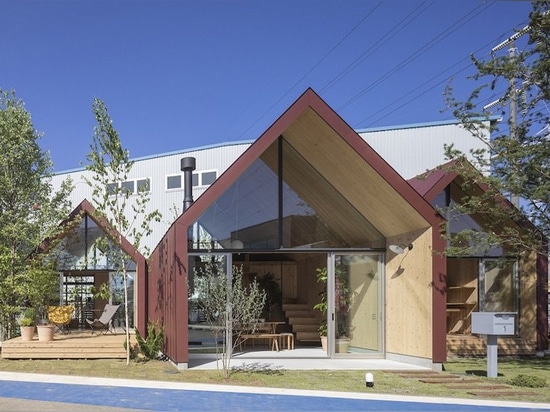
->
146 88 447 369
41 199 147 333
409 160 548 356
43 88 547 369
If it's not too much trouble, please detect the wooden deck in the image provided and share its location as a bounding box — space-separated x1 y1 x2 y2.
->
1 330 135 359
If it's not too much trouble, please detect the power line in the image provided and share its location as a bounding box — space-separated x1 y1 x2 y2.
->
320 1 433 94
235 2 382 141
337 1 493 113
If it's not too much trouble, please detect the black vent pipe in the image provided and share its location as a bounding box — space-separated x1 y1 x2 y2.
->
181 157 196 211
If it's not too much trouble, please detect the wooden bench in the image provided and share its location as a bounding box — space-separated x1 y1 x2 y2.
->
236 333 280 352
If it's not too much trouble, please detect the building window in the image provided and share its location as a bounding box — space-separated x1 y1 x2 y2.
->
121 180 135 195
165 170 217 191
167 175 182 190
202 171 217 186
107 183 117 196
137 178 150 193
108 178 150 196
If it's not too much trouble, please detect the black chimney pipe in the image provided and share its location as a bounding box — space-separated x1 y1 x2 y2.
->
181 157 196 211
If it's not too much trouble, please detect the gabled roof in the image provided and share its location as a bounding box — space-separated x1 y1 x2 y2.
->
175 88 442 238
408 159 544 236
39 199 145 263
408 159 459 201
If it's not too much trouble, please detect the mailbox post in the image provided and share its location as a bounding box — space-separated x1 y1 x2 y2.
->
471 312 516 378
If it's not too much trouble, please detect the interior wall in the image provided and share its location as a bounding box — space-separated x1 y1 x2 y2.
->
295 255 326 311
385 228 433 359
94 272 109 312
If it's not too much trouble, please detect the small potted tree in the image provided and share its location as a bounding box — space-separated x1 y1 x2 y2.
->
18 307 36 341
24 263 59 341
314 265 352 353
313 267 328 351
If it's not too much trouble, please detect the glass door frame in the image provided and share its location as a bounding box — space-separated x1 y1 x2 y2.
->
326 251 385 358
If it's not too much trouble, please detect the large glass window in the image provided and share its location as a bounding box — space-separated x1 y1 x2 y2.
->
480 259 517 312
189 137 385 251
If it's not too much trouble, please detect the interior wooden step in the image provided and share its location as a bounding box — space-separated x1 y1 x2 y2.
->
282 303 312 311
291 324 319 333
284 310 316 318
288 317 318 325
296 331 321 341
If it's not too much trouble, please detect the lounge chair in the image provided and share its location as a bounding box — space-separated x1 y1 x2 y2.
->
86 304 121 335
47 305 75 334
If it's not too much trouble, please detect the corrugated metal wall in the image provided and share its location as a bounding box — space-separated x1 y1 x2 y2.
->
359 121 491 179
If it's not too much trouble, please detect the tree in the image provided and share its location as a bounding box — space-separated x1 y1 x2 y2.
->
443 2 550 256
0 89 73 339
193 262 266 379
84 98 161 364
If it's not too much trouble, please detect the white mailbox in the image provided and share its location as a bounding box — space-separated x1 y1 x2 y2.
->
471 312 516 336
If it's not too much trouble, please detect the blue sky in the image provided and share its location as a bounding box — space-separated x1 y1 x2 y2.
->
3 0 533 172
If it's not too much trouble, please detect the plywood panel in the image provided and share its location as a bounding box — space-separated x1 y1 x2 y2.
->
385 228 433 358
283 109 431 237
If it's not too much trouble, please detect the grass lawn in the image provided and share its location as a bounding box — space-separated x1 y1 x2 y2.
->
0 356 548 404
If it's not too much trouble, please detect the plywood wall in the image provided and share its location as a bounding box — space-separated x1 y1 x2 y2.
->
385 228 433 359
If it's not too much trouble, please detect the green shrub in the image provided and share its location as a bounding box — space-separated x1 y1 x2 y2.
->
508 374 547 388
134 321 164 361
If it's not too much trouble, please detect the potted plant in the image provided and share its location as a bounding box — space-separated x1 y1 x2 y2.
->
335 323 351 353
313 267 328 351
313 265 352 352
18 307 36 341
24 263 59 341
36 318 55 341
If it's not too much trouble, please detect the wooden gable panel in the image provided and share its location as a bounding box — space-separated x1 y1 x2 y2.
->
283 108 430 237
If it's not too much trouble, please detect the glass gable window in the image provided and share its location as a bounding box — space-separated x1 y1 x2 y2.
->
190 157 279 250
189 137 385 251
50 215 136 271
445 182 503 257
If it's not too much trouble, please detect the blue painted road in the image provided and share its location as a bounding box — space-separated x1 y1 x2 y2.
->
0 374 548 411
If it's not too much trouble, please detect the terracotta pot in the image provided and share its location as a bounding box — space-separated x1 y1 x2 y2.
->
20 326 35 341
320 335 327 351
37 325 55 342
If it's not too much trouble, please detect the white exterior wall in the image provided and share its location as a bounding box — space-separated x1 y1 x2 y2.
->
49 120 492 256
50 141 252 254
358 120 491 179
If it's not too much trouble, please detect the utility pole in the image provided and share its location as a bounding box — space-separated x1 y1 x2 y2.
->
491 28 528 208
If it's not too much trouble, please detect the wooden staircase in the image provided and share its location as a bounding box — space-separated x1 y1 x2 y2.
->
283 303 321 344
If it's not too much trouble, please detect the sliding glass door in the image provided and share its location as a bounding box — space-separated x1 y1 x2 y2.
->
328 253 384 356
